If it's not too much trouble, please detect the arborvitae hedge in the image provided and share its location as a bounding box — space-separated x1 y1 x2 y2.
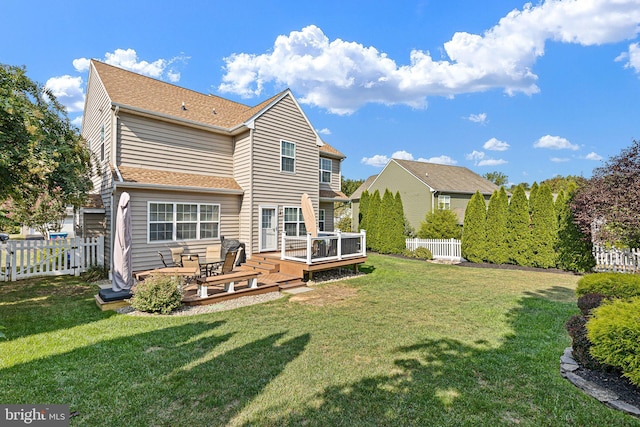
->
461 191 487 263
485 187 509 264
391 191 407 252
377 189 396 253
556 192 596 272
358 190 370 232
530 183 558 268
366 190 381 251
506 185 532 266
418 209 462 239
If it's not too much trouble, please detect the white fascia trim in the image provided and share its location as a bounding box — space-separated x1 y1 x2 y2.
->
114 181 244 195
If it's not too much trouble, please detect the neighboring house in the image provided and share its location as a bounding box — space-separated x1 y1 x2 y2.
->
350 159 499 232
82 60 348 273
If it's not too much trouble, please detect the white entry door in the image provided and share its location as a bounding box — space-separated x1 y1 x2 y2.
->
259 206 278 252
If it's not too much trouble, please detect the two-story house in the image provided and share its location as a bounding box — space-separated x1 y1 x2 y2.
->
82 60 349 273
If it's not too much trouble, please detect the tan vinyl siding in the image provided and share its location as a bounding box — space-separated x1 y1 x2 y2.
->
114 188 241 272
233 130 252 254
319 202 334 232
250 94 319 253
81 213 106 237
367 161 431 232
117 113 234 176
319 156 342 193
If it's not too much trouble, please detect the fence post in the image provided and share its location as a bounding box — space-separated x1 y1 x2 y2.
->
337 230 342 260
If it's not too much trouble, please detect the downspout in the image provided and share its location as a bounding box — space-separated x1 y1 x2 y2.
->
110 105 121 280
247 124 255 255
431 190 436 214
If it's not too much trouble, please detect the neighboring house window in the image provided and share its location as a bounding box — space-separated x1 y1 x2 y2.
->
438 195 451 210
284 207 307 236
281 140 296 173
319 209 325 232
100 124 105 162
319 158 331 183
148 202 220 242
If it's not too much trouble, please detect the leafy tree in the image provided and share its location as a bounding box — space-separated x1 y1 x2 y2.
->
506 185 532 266
508 182 531 192
462 191 487 262
530 183 557 268
341 177 365 197
366 190 381 251
485 187 509 264
556 190 596 272
572 140 640 247
358 190 370 232
1 64 92 232
418 209 461 240
541 175 586 194
483 171 508 186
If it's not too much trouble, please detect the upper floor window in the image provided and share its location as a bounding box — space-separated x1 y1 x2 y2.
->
318 209 325 232
281 140 296 173
319 158 332 183
438 195 451 210
149 202 220 242
284 207 306 236
100 124 105 162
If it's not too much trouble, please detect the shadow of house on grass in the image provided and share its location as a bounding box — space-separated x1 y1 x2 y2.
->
0 318 310 427
257 287 634 426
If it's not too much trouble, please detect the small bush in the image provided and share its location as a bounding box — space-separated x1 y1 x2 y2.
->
576 272 640 299
130 275 182 314
81 264 109 283
565 314 610 371
404 247 433 260
587 297 640 386
576 293 607 317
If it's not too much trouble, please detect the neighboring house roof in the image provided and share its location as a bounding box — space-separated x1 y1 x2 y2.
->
350 175 378 201
320 189 350 202
319 142 346 159
393 159 498 194
82 194 105 210
114 166 243 194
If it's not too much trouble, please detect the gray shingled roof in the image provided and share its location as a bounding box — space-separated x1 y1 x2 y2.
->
393 159 498 194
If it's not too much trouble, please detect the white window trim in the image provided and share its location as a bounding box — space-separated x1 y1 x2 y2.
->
319 158 332 183
283 206 306 237
280 140 296 174
319 209 325 232
147 201 220 243
438 195 451 210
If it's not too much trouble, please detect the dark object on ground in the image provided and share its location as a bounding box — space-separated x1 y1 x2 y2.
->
0 233 8 242
98 288 133 302
221 238 246 266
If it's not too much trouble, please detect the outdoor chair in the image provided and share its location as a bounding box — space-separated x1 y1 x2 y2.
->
157 251 169 267
181 253 207 278
170 247 185 267
210 249 239 276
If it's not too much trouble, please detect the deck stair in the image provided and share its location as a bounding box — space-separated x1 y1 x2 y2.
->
258 272 306 291
241 256 280 274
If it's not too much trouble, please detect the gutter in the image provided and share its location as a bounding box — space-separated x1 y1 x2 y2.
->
112 106 123 182
114 181 244 195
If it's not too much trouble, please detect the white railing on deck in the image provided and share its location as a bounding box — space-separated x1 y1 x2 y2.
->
592 245 640 273
0 236 104 281
281 230 367 264
406 238 462 261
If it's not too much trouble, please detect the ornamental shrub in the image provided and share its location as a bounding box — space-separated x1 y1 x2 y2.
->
403 247 433 260
131 275 183 314
565 314 610 371
576 293 607 317
587 297 640 386
462 191 487 263
576 272 640 299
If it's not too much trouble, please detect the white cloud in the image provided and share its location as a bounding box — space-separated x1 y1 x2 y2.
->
361 154 389 167
478 158 507 166
616 42 640 74
317 128 332 135
483 137 510 151
391 150 415 160
551 157 570 162
426 155 457 165
44 75 85 112
467 113 487 124
466 150 485 161
219 2 640 113
70 115 83 128
586 151 603 161
534 135 579 150
72 58 91 72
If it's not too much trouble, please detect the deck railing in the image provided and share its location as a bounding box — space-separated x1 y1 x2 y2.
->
281 230 367 264
0 236 104 281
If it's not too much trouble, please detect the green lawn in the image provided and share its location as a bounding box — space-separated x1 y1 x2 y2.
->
1 254 637 426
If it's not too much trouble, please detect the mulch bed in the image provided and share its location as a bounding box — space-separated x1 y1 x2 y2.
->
574 365 640 408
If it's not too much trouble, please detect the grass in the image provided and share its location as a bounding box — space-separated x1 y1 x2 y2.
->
1 254 638 426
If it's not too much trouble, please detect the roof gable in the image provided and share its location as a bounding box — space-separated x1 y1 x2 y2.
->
393 159 498 194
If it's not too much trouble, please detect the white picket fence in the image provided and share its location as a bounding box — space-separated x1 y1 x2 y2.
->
592 245 640 274
406 238 462 261
0 236 104 281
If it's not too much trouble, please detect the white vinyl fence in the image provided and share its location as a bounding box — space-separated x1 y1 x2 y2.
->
592 245 640 273
406 238 462 261
0 236 104 281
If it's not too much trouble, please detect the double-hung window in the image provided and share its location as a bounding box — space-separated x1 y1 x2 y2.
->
149 202 220 242
438 195 451 210
319 158 331 183
318 209 325 232
284 207 307 236
281 140 296 173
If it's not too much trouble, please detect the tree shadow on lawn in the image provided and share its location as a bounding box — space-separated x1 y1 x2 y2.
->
257 287 634 426
0 318 310 427
0 276 117 340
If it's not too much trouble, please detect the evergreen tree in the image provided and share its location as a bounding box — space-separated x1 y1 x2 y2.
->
485 187 509 264
530 183 558 268
506 185 532 266
392 192 408 252
557 191 596 272
418 209 462 239
554 189 566 221
377 189 397 253
358 190 370 232
366 190 382 251
529 182 539 215
462 191 487 263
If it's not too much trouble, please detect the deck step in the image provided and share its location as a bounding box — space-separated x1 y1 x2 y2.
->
277 280 306 290
241 262 278 273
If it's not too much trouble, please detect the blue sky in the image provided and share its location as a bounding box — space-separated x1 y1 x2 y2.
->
3 0 640 185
